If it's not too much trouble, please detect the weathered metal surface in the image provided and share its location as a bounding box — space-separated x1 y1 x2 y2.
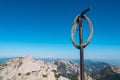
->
71 7 93 80
71 14 93 49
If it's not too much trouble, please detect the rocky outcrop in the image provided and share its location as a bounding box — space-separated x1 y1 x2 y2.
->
0 56 69 80
0 56 94 80
54 60 92 80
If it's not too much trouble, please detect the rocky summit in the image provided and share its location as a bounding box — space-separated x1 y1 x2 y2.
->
0 56 68 80
0 56 92 80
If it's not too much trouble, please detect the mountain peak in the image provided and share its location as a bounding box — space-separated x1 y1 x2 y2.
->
0 56 70 80
0 56 94 80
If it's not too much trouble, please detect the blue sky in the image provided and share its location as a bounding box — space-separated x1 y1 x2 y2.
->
0 0 120 60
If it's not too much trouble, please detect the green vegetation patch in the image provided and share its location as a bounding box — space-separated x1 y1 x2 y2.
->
55 73 61 78
43 74 48 78
26 72 31 76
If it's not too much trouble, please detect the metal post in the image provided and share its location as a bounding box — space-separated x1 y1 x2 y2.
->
79 17 84 80
71 7 93 80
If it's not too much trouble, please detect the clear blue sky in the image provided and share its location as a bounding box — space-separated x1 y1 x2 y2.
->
0 0 120 60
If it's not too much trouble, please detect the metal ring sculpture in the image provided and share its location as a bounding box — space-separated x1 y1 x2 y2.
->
71 12 93 49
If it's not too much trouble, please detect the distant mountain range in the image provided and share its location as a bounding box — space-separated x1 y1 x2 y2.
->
0 56 120 80
0 57 95 65
0 58 12 63
0 57 119 66
35 58 95 65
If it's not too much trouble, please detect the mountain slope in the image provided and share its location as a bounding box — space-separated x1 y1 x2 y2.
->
0 56 69 80
0 56 115 80
54 60 92 80
0 56 93 80
93 66 120 80
85 62 110 75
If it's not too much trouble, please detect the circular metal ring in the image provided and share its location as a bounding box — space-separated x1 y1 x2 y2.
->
71 14 93 49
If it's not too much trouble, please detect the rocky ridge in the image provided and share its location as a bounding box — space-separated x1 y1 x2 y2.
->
0 56 92 80
54 60 92 80
0 56 68 80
